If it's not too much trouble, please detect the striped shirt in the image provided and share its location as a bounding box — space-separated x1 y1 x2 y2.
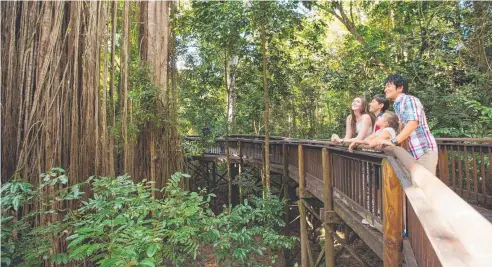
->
393 94 437 159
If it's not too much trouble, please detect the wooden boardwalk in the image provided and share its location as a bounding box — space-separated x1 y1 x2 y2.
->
186 135 492 267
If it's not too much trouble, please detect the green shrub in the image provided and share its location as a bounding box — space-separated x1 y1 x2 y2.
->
203 193 297 266
66 172 214 266
1 168 83 266
2 170 295 267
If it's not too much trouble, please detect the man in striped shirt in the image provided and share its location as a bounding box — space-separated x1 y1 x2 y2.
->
380 74 438 175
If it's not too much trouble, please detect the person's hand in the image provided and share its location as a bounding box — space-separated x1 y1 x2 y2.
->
379 139 394 147
331 134 341 143
348 142 357 152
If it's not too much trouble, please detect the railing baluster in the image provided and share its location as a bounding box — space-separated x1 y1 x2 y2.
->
362 161 367 210
458 146 463 195
378 165 383 219
368 162 373 215
472 147 478 203
346 158 350 196
351 159 355 200
336 155 339 190
465 146 471 198
340 155 344 193
334 155 338 189
450 145 456 191
358 159 362 205
439 145 449 185
356 160 360 204
348 158 352 199
481 147 486 204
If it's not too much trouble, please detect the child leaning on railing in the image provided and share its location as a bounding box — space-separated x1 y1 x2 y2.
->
347 111 399 152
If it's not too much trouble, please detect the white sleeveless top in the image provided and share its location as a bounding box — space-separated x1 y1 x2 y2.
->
356 116 372 136
375 127 396 138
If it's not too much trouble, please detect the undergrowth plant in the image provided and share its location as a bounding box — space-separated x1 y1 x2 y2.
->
203 192 297 266
233 167 263 199
1 168 83 266
67 172 214 267
2 170 295 267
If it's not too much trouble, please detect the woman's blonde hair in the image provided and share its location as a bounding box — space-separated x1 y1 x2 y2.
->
382 111 399 131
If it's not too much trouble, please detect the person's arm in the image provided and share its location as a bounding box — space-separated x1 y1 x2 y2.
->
367 130 392 147
380 121 418 147
348 139 366 152
394 121 418 144
345 114 372 143
343 115 353 141
364 132 377 142
348 130 380 152
389 97 423 146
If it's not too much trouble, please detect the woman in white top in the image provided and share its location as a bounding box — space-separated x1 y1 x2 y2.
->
333 97 374 144
348 111 399 152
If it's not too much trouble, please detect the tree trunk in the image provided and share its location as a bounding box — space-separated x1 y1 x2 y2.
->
139 1 183 191
120 1 130 175
169 0 184 180
260 19 271 191
471 1 491 74
100 1 110 176
109 0 117 177
226 54 238 133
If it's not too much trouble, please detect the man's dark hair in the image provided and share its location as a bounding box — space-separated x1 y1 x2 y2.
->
373 94 390 112
384 74 408 94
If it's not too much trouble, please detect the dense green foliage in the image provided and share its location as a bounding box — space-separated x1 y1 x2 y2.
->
204 195 296 266
1 169 83 266
177 1 492 138
1 170 295 267
67 173 212 266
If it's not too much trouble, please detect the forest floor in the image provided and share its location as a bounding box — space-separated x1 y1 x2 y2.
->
185 228 382 267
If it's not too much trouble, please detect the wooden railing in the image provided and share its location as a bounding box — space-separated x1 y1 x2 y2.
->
437 138 492 208
185 136 492 267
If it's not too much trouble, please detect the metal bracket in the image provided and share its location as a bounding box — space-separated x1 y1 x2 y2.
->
321 209 343 224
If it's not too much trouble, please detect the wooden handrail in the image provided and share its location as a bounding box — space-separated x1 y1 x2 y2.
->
186 135 492 143
387 146 492 266
436 138 492 143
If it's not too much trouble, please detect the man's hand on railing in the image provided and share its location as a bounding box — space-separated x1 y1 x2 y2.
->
378 139 395 147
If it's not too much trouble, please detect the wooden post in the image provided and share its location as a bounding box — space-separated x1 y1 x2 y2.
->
239 141 243 204
282 144 289 223
298 145 308 267
382 159 403 267
298 199 314 267
438 148 449 185
322 148 335 267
